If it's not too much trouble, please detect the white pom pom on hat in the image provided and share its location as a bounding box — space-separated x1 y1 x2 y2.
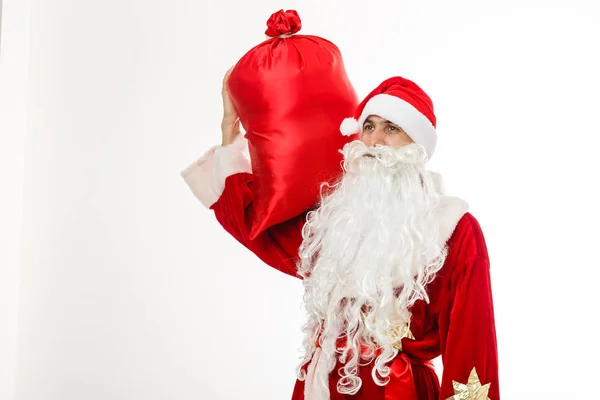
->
339 117 361 136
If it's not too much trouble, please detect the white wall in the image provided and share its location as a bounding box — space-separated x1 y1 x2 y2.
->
0 1 31 399
11 0 600 399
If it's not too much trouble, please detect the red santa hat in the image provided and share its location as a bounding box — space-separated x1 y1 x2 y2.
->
340 76 438 158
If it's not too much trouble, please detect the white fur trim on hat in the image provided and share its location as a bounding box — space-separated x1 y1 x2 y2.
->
358 94 438 158
340 117 361 136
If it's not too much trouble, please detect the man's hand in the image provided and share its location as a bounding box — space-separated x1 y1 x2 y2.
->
221 67 241 146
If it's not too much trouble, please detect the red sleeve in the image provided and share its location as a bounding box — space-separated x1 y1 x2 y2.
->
181 136 305 278
438 214 500 400
210 172 305 278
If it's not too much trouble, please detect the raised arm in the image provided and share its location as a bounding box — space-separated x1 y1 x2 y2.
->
180 68 305 278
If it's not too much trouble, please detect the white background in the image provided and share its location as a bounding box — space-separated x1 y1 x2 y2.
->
1 0 599 399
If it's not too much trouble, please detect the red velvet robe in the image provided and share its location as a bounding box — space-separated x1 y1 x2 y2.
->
181 137 500 400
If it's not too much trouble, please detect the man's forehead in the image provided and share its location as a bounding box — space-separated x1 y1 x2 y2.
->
365 115 394 124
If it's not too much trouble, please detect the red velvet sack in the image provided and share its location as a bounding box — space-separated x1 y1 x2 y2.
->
228 10 359 239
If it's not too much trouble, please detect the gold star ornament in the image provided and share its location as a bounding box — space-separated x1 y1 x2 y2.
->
446 367 491 400
391 319 415 350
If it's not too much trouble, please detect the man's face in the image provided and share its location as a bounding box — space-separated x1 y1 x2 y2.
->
360 115 414 148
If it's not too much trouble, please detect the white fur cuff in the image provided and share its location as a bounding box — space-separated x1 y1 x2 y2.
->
180 135 252 208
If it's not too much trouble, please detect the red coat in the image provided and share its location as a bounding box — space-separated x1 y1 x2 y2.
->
181 137 500 400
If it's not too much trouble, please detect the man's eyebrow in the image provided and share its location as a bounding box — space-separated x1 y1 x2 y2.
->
363 118 400 127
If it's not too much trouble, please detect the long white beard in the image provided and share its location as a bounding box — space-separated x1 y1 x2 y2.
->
296 141 448 398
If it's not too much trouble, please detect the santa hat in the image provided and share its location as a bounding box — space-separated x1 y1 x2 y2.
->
340 76 438 159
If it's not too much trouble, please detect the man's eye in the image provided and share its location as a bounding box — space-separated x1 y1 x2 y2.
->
364 125 373 131
388 126 397 131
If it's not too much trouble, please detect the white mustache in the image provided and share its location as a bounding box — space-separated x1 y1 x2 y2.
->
340 141 429 170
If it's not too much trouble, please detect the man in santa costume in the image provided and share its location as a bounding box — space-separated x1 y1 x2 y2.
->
181 70 500 400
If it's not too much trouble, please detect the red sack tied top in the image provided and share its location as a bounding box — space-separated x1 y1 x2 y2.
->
227 10 359 239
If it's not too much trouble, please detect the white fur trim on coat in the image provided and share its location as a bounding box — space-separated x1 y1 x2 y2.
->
180 135 252 208
429 171 469 245
428 171 446 195
437 196 469 246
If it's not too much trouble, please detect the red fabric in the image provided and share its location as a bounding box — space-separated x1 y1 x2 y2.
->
227 11 359 240
210 173 500 399
384 354 419 400
211 173 304 277
265 10 301 37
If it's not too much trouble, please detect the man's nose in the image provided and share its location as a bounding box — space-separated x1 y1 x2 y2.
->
370 128 386 146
